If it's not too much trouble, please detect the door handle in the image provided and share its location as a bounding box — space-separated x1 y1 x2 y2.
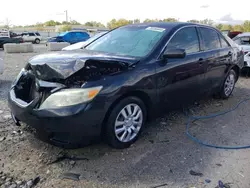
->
228 51 232 56
198 58 203 65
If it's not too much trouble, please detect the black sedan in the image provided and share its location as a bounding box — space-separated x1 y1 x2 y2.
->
8 22 244 149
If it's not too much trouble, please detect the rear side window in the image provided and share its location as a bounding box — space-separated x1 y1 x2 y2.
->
167 27 200 54
200 28 220 50
29 33 35 36
219 35 230 48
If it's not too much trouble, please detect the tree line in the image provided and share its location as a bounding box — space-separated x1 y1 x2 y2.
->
10 18 250 32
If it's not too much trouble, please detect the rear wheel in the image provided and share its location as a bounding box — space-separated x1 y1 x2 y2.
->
104 97 147 149
219 69 237 99
35 38 40 44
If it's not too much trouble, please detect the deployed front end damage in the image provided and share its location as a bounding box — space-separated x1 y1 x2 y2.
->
8 56 131 146
11 58 128 110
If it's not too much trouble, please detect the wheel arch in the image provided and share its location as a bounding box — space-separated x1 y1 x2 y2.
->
231 65 240 81
225 65 240 81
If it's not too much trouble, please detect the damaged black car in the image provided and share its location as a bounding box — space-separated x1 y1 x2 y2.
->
8 22 244 149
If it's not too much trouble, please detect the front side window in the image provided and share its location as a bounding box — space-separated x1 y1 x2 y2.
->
86 26 166 57
200 28 220 50
166 27 200 54
29 33 35 36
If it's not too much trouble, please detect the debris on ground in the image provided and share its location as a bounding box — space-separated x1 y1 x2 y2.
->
151 183 168 188
189 170 203 177
216 164 222 167
60 172 80 181
215 180 232 188
205 179 211 183
0 172 40 188
48 153 89 165
0 137 6 142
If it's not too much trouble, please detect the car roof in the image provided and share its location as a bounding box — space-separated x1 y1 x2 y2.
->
235 32 250 37
58 31 88 36
122 22 217 32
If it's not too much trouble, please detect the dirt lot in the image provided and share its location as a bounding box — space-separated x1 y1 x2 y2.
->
1 45 250 188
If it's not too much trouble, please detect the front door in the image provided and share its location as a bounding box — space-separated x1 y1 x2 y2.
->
155 26 206 110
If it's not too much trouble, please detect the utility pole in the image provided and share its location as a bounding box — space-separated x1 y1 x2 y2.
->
64 10 68 22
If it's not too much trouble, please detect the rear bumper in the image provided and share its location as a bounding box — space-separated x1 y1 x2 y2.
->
8 87 106 148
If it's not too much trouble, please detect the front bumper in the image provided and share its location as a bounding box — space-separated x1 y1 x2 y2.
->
8 86 106 148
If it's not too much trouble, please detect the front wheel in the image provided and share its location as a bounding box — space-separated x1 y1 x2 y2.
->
104 97 147 149
219 69 237 99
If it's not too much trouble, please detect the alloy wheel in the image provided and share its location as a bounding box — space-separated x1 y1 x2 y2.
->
114 103 143 143
224 72 235 96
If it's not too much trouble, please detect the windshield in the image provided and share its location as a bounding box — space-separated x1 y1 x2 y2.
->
85 26 166 57
86 32 107 44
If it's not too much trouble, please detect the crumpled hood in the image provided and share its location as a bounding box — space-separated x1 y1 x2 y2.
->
27 49 138 81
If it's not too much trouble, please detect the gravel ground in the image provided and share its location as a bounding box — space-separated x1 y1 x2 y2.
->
1 45 250 188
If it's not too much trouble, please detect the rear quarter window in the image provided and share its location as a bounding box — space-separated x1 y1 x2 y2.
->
200 27 220 50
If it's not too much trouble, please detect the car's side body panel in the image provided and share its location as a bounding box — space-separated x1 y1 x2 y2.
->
8 22 244 147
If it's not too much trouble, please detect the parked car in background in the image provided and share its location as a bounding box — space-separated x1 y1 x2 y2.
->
21 32 42 44
0 29 23 49
222 30 242 39
62 31 107 51
47 31 90 44
232 32 250 68
9 22 243 149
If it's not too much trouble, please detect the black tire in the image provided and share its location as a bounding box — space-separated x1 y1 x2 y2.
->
104 96 147 149
35 38 40 44
219 69 237 99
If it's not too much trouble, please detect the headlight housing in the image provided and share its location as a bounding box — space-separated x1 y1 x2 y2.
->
39 86 102 110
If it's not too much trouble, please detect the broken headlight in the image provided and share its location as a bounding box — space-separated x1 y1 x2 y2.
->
39 86 103 109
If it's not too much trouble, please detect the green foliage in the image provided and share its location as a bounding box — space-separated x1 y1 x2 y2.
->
199 19 213 26
133 19 140 24
187 20 200 23
233 24 244 32
143 18 178 23
11 18 250 33
143 19 159 23
162 18 178 22
44 20 61 26
221 24 233 31
59 25 72 32
107 19 133 29
84 21 105 28
69 20 81 25
243 21 250 32
215 24 223 30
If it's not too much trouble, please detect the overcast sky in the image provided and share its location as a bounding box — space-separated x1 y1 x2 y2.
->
1 0 249 26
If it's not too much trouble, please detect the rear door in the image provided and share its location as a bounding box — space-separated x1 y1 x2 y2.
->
198 27 229 93
156 26 207 109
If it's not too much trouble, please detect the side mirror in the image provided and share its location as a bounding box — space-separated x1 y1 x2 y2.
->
163 48 186 59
